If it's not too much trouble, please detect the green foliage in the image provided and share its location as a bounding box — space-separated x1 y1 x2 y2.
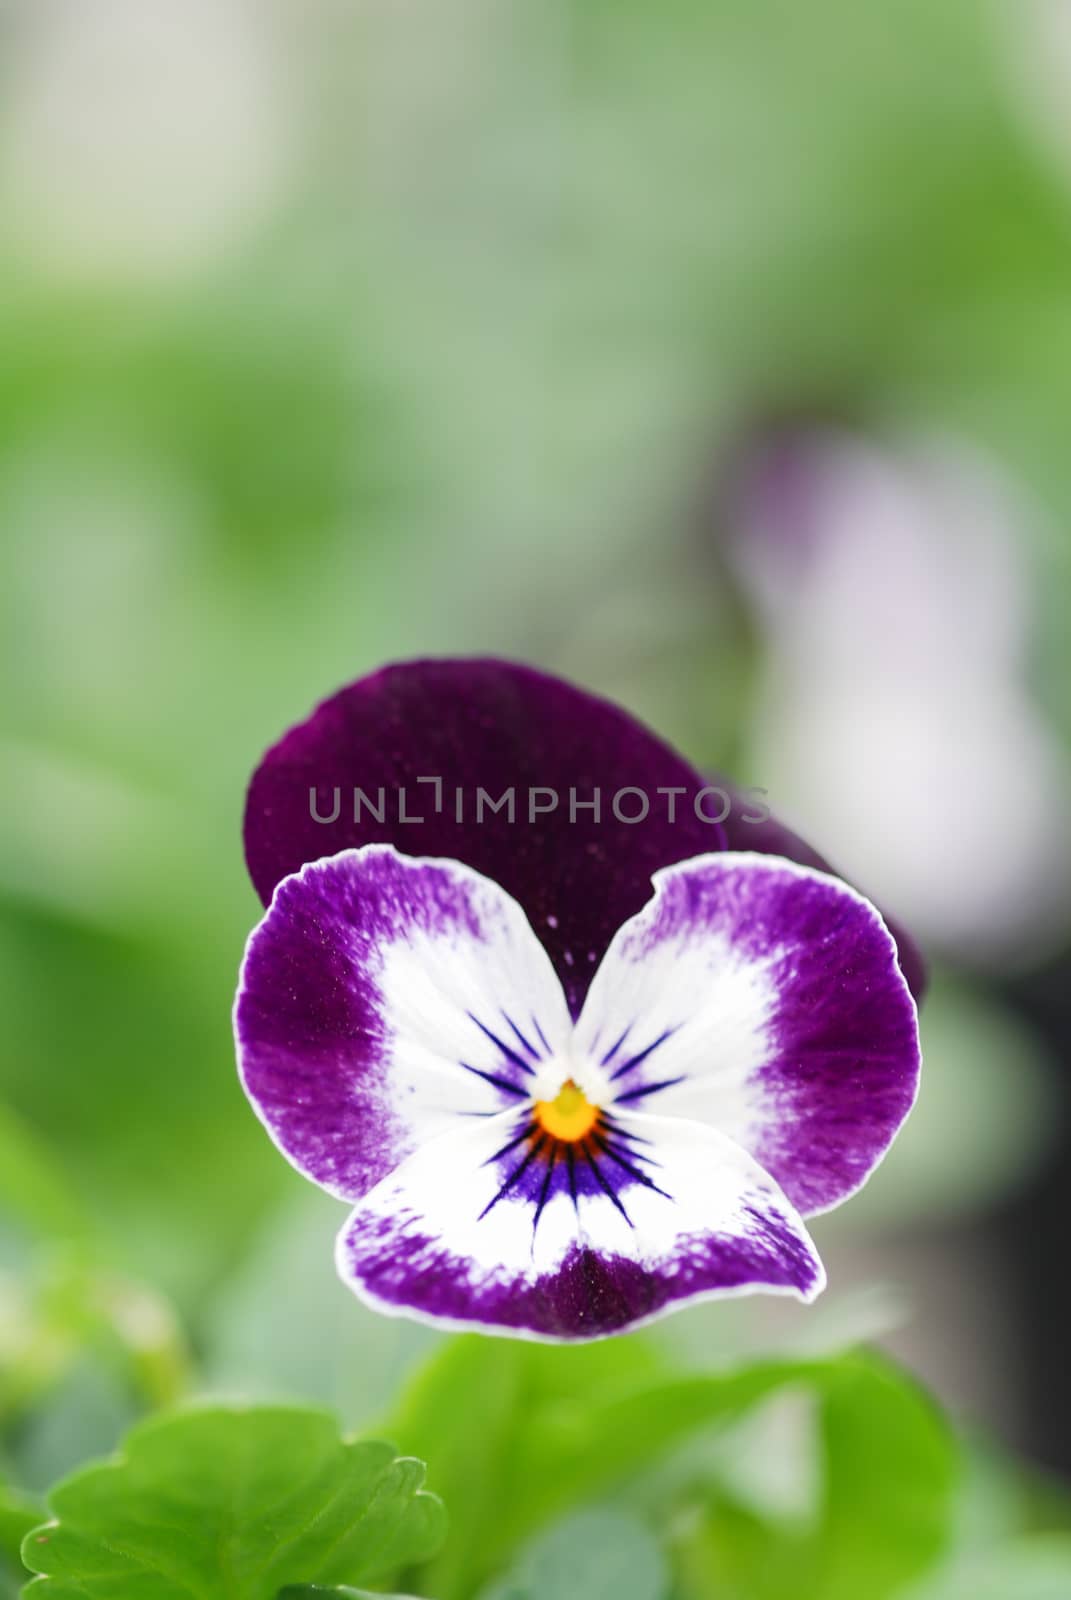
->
19 1407 445 1600
476 1510 669 1600
0 1108 88 1252
668 1356 956 1600
279 1590 423 1599
909 1538 1071 1598
0 1481 41 1597
0 1485 40 1567
386 1338 957 1600
0 1252 190 1497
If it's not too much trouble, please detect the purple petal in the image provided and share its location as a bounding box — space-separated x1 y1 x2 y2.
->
721 794 928 1001
337 1111 823 1340
234 845 570 1203
244 659 925 1014
244 659 722 1015
575 853 920 1217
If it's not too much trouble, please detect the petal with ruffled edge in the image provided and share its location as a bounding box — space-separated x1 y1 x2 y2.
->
576 853 920 1217
336 1109 823 1340
234 845 571 1202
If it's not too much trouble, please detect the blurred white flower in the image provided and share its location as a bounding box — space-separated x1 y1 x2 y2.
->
0 0 297 283
729 428 1071 968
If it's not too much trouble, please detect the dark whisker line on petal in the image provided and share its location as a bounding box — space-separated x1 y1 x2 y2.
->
594 1135 674 1199
467 1013 536 1075
565 1145 580 1214
598 1128 662 1168
531 1145 558 1240
501 1011 541 1061
483 1121 537 1167
601 1115 656 1148
458 1061 529 1098
600 1022 633 1067
608 1026 678 1081
531 1014 552 1055
614 1075 687 1105
479 1138 546 1219
582 1146 634 1227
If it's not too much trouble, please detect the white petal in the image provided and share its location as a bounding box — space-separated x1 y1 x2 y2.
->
573 852 919 1216
336 1103 823 1341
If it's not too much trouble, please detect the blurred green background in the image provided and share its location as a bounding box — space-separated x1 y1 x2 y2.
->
2 0 1071 1589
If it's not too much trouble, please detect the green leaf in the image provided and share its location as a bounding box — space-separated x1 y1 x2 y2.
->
476 1510 669 1600
20 1405 445 1600
670 1356 957 1600
909 1537 1071 1599
384 1333 662 1597
279 1589 422 1599
816 1355 954 1598
0 1480 41 1597
0 1483 41 1568
387 1340 956 1600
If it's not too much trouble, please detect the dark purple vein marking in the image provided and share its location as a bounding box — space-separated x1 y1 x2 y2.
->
600 1022 634 1067
501 1011 542 1061
601 1121 662 1167
532 1014 552 1055
531 1146 559 1240
602 1116 657 1148
595 1134 674 1199
582 1146 634 1227
565 1145 580 1213
483 1120 537 1167
479 1137 546 1219
467 1013 536 1075
614 1075 687 1105
609 1026 678 1082
458 1061 529 1098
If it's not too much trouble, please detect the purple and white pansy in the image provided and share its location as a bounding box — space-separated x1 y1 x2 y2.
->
235 659 922 1341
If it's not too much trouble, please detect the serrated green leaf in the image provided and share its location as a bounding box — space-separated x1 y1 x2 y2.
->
19 1405 445 1600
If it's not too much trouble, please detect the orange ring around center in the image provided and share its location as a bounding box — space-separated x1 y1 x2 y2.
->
534 1079 599 1142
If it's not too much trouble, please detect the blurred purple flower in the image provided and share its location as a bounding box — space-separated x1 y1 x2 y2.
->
729 427 1071 967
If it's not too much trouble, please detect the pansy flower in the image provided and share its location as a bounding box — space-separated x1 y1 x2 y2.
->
235 659 922 1341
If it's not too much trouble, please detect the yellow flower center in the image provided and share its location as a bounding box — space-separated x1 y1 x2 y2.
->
534 1078 599 1143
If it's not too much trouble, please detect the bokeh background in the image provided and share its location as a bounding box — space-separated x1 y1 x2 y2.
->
2 0 1071 1550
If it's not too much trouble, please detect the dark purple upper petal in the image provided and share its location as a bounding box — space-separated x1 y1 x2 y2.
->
244 658 925 1012
245 659 721 1014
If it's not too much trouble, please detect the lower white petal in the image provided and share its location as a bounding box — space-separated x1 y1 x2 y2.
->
336 1105 823 1341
